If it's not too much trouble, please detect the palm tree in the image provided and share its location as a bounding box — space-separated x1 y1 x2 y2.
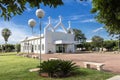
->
1 28 11 52
1 28 11 44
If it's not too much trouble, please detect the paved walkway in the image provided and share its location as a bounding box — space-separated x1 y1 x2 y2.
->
107 75 120 80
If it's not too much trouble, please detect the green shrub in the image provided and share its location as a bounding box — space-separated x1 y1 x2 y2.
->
39 60 60 77
2 44 15 52
38 60 79 78
58 60 78 77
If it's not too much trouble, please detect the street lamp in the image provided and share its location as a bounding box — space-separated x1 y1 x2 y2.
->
36 9 45 66
28 19 36 54
28 9 45 67
28 19 36 34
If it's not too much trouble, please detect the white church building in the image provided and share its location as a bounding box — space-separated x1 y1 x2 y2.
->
20 16 78 54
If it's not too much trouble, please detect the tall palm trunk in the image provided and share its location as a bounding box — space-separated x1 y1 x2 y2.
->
5 41 7 52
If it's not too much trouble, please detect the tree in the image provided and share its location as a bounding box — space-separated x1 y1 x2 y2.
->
92 36 104 50
73 29 86 42
115 35 120 52
0 0 64 20
91 0 120 35
103 40 116 51
72 29 86 50
3 44 15 52
1 28 12 44
83 42 93 51
15 44 21 53
0 0 87 21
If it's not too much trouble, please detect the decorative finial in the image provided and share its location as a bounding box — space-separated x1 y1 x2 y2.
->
59 15 62 22
68 21 71 28
48 16 51 24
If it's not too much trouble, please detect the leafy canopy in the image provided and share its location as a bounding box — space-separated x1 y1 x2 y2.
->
0 0 87 21
91 0 120 35
0 0 63 20
73 29 86 42
92 35 104 47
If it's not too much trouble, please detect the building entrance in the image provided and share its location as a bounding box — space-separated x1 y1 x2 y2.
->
56 44 65 53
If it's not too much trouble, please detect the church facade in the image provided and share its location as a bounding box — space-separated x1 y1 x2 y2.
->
20 16 77 54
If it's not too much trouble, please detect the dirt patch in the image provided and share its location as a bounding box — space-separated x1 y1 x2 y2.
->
40 52 120 73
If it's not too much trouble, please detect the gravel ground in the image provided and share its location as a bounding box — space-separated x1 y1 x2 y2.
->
39 52 120 73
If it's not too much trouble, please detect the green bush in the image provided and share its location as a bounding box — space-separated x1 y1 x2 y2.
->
39 60 60 77
2 44 15 52
38 60 79 78
58 60 78 77
113 46 118 51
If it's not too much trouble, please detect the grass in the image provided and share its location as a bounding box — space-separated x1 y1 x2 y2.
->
0 52 17 56
0 53 115 80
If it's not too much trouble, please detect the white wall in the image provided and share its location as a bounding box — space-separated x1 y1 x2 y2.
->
44 30 75 53
20 37 45 54
20 30 75 54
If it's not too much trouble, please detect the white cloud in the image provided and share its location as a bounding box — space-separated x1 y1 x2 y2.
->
76 0 92 6
92 27 103 33
0 21 31 44
81 19 96 23
86 39 92 42
65 15 85 21
70 15 85 20
26 7 32 12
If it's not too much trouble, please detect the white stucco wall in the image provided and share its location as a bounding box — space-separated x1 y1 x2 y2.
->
20 30 75 54
44 30 75 53
20 37 46 54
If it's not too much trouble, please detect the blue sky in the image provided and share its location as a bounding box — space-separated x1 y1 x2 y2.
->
0 0 113 44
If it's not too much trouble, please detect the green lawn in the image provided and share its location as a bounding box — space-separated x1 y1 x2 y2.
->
0 53 115 80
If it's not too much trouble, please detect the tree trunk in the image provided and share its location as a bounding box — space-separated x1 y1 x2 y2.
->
5 41 7 53
118 34 120 53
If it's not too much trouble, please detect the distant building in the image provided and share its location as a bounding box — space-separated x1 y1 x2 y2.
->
20 16 78 54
